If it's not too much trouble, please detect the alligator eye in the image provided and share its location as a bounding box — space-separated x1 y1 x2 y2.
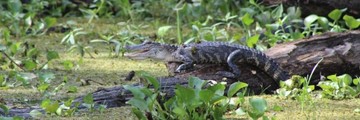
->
143 40 152 44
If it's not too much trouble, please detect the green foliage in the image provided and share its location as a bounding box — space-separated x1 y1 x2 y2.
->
248 98 269 119
318 74 360 100
127 71 278 119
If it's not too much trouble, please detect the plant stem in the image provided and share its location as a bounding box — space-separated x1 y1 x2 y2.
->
1 51 26 71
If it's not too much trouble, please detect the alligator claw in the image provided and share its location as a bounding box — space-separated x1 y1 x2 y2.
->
215 71 237 79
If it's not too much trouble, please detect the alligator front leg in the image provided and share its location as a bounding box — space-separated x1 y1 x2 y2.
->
175 57 194 73
227 49 244 77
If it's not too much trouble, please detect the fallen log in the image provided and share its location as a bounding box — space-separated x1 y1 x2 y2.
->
2 31 360 118
266 31 360 82
262 0 360 18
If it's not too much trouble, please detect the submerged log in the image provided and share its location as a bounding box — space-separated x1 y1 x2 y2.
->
2 31 360 118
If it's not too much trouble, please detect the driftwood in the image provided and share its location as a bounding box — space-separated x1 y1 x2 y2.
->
262 0 360 18
2 31 360 118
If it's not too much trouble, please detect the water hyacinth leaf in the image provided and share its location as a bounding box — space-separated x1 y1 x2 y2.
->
327 74 338 82
124 85 145 99
235 107 246 116
157 26 172 38
46 51 59 61
8 0 22 13
304 15 318 28
39 72 55 83
131 107 147 119
188 76 206 89
29 110 43 118
27 48 39 58
37 83 50 93
44 101 60 114
127 98 148 111
208 83 225 96
246 34 260 48
343 15 360 29
62 60 74 70
0 44 7 51
175 85 195 104
338 74 352 86
271 4 283 20
0 104 9 114
199 89 214 102
317 17 330 30
23 60 37 70
249 97 267 113
83 93 94 104
328 9 343 21
354 78 360 85
137 71 159 90
67 85 78 93
227 82 248 97
242 13 254 26
10 42 22 55
44 17 57 28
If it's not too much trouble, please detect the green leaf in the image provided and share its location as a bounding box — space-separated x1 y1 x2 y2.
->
62 60 74 70
338 74 352 86
317 17 330 30
38 72 55 83
46 51 59 61
157 26 172 38
246 34 260 48
235 107 246 116
137 71 160 90
8 0 22 13
175 85 195 104
343 15 360 29
128 98 148 111
67 85 78 93
271 4 283 19
199 89 214 102
227 82 248 97
124 85 145 99
249 97 267 113
131 108 147 119
23 60 37 70
188 76 206 90
83 93 94 104
273 105 283 111
327 74 338 82
328 9 343 21
29 110 43 118
44 17 57 28
0 75 5 86
27 48 39 58
0 104 9 114
10 42 22 55
41 99 51 109
44 101 60 114
242 13 254 26
37 83 49 93
0 44 7 51
173 106 187 118
208 83 225 96
353 78 359 85
304 15 319 28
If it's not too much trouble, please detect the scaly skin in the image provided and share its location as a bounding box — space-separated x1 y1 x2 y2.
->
125 40 289 81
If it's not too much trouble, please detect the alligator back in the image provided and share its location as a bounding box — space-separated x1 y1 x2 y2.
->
176 41 289 81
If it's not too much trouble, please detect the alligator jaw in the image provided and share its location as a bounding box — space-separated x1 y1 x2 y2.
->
124 49 150 60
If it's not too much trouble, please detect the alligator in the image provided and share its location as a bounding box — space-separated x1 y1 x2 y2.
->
125 40 290 82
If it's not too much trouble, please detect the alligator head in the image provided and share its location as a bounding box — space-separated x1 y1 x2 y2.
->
124 40 180 62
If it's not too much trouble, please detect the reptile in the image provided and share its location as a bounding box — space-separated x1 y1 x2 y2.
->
124 40 290 82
